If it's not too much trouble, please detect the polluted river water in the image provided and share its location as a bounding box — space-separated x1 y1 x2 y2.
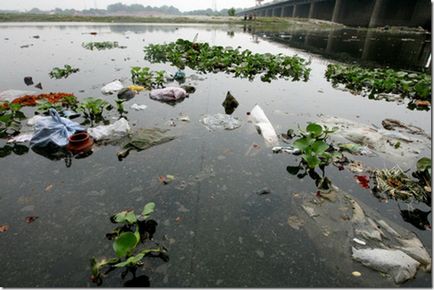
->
0 23 431 287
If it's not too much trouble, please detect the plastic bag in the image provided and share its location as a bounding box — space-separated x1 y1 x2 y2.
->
200 113 241 131
30 109 84 147
101 80 123 95
88 118 130 141
150 87 187 102
250 105 278 146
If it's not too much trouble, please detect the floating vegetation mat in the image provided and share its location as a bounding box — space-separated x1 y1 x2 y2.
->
144 39 311 82
325 64 431 110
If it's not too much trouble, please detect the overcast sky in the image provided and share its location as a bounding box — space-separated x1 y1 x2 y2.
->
0 0 269 12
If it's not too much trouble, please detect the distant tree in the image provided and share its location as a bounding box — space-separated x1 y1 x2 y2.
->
227 7 236 16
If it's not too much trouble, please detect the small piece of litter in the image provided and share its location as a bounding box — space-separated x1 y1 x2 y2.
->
0 225 9 232
353 238 367 245
131 104 147 111
25 216 39 224
352 271 362 277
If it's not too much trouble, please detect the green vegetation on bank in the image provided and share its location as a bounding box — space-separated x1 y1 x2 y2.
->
0 13 289 25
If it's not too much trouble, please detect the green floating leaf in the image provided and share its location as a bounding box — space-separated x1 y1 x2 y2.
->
416 157 431 172
306 123 323 137
113 232 138 258
113 210 137 224
303 154 320 169
311 140 329 154
142 202 155 219
293 136 313 151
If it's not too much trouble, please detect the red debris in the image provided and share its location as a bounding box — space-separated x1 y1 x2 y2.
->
6 92 75 107
355 175 370 189
0 224 9 232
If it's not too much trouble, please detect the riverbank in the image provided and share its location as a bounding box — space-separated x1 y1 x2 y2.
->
0 13 428 34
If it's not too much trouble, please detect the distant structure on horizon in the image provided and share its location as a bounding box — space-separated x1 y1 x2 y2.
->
240 0 431 29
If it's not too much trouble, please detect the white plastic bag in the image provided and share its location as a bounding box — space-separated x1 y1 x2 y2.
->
101 80 124 94
150 87 187 102
30 109 84 147
250 105 279 146
88 118 130 141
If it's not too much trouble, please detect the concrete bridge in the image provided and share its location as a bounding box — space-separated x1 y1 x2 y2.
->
238 0 431 29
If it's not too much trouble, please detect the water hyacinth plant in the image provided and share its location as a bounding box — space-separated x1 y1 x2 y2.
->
144 39 311 82
82 41 120 50
91 202 168 286
130 67 166 89
325 64 431 109
49 64 79 79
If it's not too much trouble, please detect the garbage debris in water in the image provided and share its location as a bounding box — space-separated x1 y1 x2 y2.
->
34 83 43 90
249 105 278 146
128 85 145 92
255 187 271 195
272 146 300 154
355 175 370 189
117 128 176 160
352 271 362 277
222 91 239 115
30 108 84 147
178 113 190 122
0 224 9 233
25 216 39 224
371 166 429 203
24 77 33 86
347 160 365 173
338 143 373 156
287 215 304 230
292 186 431 285
159 175 175 185
382 118 431 139
101 80 124 95
88 118 130 141
320 116 430 162
173 70 186 82
117 88 136 101
8 92 75 107
7 133 33 144
200 113 241 131
130 104 147 111
150 87 187 103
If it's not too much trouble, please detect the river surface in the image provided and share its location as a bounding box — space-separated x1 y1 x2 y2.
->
0 23 431 287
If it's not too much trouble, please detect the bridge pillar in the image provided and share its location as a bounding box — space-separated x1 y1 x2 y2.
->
308 2 316 19
331 0 343 23
283 6 294 17
292 5 298 17
368 0 386 27
266 8 272 17
273 7 282 17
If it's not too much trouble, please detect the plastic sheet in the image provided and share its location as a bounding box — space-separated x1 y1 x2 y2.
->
250 105 278 146
200 113 241 131
30 109 84 147
88 118 130 141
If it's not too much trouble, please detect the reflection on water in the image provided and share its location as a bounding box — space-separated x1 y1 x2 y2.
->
247 25 431 72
